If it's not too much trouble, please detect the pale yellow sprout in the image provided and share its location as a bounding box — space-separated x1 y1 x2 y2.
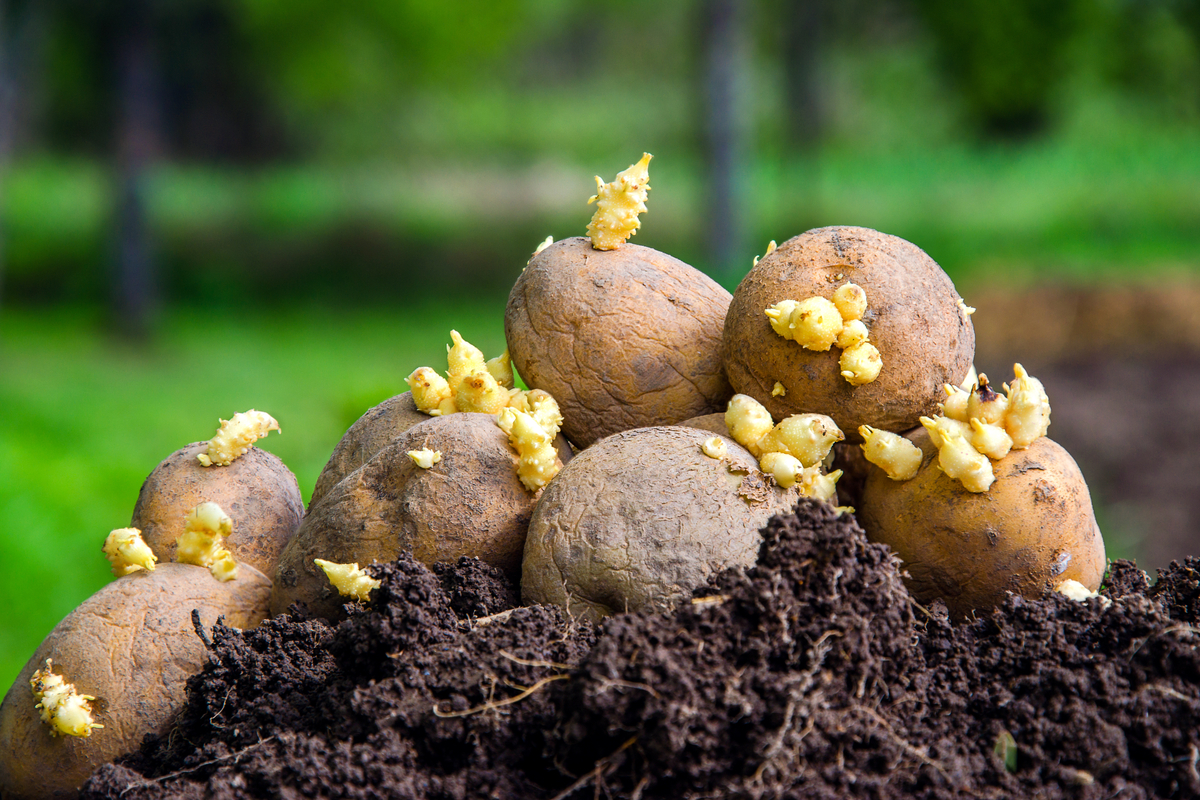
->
725 394 776 458
832 282 868 322
197 410 279 467
701 437 727 459
1004 363 1051 449
407 366 455 415
758 413 845 468
513 389 563 439
31 660 104 738
177 501 238 582
456 369 510 414
496 407 562 491
798 466 842 503
314 559 381 602
752 239 778 267
407 448 442 469
840 341 882 386
966 374 1008 426
771 381 787 397
919 414 972 449
102 527 157 577
486 349 515 389
968 418 1014 461
836 319 869 349
587 153 652 250
961 364 979 391
446 330 488 391
958 297 976 317
921 420 994 493
767 296 844 351
941 384 970 422
533 236 554 256
760 451 804 489
1056 578 1112 608
859 425 922 481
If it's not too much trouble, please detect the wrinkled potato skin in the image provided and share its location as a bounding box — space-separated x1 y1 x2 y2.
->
856 429 1105 618
722 226 974 440
676 412 731 438
522 426 800 623
131 443 304 578
506 237 734 449
0 563 270 800
272 413 541 619
310 392 429 507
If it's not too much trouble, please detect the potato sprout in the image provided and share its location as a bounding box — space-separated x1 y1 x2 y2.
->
752 239 777 267
1004 363 1052 449
31 659 103 738
701 437 727 459
314 559 381 602
177 501 238 581
765 282 882 385
102 527 157 577
724 394 844 499
407 331 525 417
407 448 442 469
197 410 279 467
496 407 562 491
1056 578 1112 608
586 152 652 250
859 425 922 481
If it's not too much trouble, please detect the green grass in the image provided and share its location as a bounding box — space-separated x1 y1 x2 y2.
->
0 300 509 693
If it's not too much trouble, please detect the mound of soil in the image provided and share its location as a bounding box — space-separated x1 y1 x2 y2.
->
81 501 1200 800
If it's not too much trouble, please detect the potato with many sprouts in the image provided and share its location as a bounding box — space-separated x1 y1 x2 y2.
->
521 425 800 623
722 226 975 440
0 563 270 800
130 412 304 578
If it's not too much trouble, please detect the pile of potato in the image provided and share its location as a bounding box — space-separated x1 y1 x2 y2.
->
0 156 1106 800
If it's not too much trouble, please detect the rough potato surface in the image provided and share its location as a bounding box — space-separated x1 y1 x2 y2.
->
0 563 270 800
310 392 429 506
722 226 974 440
131 443 303 579
505 237 733 449
521 426 800 622
272 413 540 620
856 429 1105 618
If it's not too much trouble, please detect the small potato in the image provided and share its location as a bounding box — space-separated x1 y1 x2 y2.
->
272 413 544 620
856 428 1105 618
722 226 975 440
521 426 801 623
131 442 304 579
310 392 430 506
505 237 733 449
0 563 270 800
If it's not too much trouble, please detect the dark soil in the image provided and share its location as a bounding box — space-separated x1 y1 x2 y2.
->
82 501 1200 800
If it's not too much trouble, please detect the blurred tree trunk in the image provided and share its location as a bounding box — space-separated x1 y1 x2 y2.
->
700 0 750 287
113 0 161 339
781 0 824 146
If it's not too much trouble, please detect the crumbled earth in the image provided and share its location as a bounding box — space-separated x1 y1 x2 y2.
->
81 501 1200 800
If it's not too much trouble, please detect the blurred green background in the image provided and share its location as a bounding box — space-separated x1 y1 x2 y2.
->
3 0 1200 693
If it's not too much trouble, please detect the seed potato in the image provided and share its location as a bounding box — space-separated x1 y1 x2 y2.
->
521 425 801 623
855 427 1106 618
0 563 270 800
271 412 548 619
130 442 304 579
505 237 734 449
722 226 975 440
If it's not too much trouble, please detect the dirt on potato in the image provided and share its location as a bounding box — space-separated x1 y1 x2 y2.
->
80 498 1200 800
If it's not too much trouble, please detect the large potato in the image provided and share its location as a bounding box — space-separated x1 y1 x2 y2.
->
0 563 270 800
522 425 800 622
131 442 304 578
722 226 975 440
856 428 1105 618
272 412 543 619
505 237 733 449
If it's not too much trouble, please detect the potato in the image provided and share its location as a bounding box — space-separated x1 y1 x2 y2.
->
272 412 544 619
505 237 734 449
0 563 270 800
677 412 731 437
855 428 1105 618
521 425 800 623
130 443 304 579
722 226 975 440
310 392 429 506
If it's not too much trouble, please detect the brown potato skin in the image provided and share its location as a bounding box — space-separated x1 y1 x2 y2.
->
0 563 270 800
310 392 430 507
131 443 304 579
856 429 1106 618
676 412 730 437
722 226 974 440
505 237 734 449
521 426 801 623
272 413 541 619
